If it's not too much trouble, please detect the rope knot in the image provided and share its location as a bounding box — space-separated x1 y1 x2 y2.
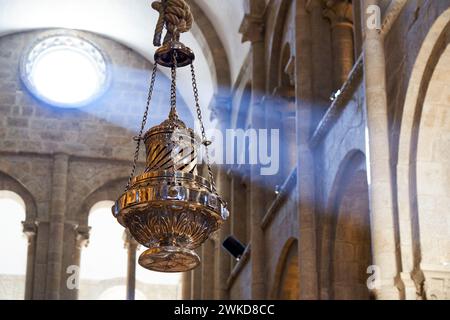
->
152 0 193 46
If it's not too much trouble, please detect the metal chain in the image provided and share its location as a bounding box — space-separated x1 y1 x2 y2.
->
190 63 217 193
170 51 179 187
125 63 158 192
169 51 179 121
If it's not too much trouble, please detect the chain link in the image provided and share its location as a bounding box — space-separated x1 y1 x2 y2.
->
125 63 158 192
190 63 217 193
169 51 180 122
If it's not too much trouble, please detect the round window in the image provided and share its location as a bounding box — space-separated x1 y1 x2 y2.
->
21 34 109 108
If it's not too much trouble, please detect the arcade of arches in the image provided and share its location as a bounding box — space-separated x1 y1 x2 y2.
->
0 0 449 300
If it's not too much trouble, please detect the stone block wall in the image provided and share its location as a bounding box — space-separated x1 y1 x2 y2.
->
0 28 193 299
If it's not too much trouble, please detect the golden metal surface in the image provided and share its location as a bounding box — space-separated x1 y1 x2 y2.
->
113 115 228 272
139 246 200 272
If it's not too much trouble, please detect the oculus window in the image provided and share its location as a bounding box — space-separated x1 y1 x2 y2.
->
21 34 109 108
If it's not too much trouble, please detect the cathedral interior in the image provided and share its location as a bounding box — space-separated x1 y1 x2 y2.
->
0 0 449 301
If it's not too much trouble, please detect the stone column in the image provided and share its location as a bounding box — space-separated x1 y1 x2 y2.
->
214 168 231 299
191 248 202 300
33 221 49 299
124 229 139 300
23 220 37 300
60 222 89 300
230 171 247 244
209 94 232 300
240 5 267 299
271 89 297 180
307 0 334 108
362 0 400 299
295 0 319 299
182 269 192 300
46 153 69 300
263 96 283 198
72 225 89 300
201 239 215 299
281 112 297 178
352 0 363 56
323 0 355 89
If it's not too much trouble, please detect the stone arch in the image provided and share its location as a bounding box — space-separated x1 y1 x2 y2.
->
271 238 299 300
396 9 450 297
0 171 37 221
268 0 294 92
320 150 372 300
0 171 39 300
77 177 126 227
267 1 296 184
188 0 231 97
396 8 450 298
279 42 293 89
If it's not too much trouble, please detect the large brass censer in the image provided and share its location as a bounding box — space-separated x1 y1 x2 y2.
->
112 0 229 273
113 112 228 272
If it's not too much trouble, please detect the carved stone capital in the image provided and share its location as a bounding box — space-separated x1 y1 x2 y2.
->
323 0 353 28
22 220 38 237
239 14 265 43
123 229 139 250
421 264 450 300
75 224 90 249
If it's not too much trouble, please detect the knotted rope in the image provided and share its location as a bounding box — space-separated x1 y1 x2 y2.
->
152 0 193 46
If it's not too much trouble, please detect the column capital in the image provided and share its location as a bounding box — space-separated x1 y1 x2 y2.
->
70 223 90 248
123 229 139 250
323 0 353 28
239 14 265 43
22 220 38 237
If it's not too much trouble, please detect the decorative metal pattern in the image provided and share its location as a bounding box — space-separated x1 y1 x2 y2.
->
143 117 200 174
114 116 229 272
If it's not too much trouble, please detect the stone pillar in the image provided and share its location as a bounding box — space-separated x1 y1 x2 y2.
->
230 171 247 244
240 5 267 299
23 220 37 300
124 229 139 300
191 248 202 300
60 222 89 300
182 270 192 300
214 168 231 299
362 0 400 300
270 90 297 181
282 112 297 176
263 96 282 197
352 0 363 56
209 94 232 300
33 221 49 299
323 0 355 89
72 225 89 300
201 239 215 299
307 0 334 109
46 153 69 300
295 0 319 299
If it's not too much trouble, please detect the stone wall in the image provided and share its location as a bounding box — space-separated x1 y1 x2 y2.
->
2 0 450 301
0 28 193 299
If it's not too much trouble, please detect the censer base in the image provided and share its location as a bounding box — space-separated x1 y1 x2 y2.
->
138 246 200 273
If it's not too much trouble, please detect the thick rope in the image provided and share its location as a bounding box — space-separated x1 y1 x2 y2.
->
151 0 193 46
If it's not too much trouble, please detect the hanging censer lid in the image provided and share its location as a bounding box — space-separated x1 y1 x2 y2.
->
112 0 229 273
